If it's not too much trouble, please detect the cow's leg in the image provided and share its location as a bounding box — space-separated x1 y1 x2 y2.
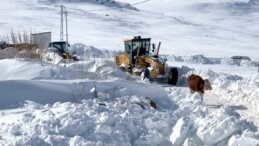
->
198 91 204 100
201 93 204 100
190 89 195 94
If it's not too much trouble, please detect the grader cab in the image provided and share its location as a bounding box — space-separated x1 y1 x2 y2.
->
115 36 178 85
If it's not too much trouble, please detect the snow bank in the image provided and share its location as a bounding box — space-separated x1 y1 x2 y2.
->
221 57 256 67
0 57 126 80
0 59 74 80
167 88 259 145
70 43 120 59
0 100 175 145
196 107 248 145
43 52 64 65
165 65 259 145
0 79 177 145
0 52 259 145
165 54 257 67
176 66 259 115
0 47 18 59
170 116 194 146
212 73 259 124
182 54 213 64
0 79 176 110
66 58 127 80
229 130 259 146
165 54 213 64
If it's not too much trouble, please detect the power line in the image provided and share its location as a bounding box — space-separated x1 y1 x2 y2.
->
132 0 151 6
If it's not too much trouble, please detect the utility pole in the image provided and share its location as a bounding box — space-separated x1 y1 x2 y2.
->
64 8 69 52
65 9 68 44
60 5 64 41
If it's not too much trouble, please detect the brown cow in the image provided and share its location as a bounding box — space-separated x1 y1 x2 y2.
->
187 74 212 100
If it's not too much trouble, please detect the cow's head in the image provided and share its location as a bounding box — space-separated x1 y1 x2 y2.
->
204 79 212 90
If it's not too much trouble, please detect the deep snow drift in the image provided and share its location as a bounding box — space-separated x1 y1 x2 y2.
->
0 46 259 145
1 0 259 145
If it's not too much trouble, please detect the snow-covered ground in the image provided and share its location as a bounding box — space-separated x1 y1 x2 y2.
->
0 0 259 145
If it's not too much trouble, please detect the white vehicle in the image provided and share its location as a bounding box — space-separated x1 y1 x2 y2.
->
230 56 251 61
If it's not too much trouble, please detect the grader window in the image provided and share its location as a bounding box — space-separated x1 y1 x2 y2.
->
124 41 131 53
143 40 150 55
132 41 140 51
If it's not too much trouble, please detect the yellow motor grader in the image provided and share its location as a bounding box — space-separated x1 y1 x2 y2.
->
115 36 178 85
49 41 78 61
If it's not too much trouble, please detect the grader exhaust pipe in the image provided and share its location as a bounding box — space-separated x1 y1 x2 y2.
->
156 42 161 56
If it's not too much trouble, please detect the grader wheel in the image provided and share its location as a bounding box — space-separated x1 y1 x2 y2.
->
168 68 178 85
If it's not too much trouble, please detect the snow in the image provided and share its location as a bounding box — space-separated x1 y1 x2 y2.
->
70 43 120 59
0 47 18 59
0 0 259 145
170 116 194 146
228 130 259 146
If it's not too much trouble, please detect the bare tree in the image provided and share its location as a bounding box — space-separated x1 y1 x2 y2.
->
10 28 17 44
23 30 30 43
18 31 22 44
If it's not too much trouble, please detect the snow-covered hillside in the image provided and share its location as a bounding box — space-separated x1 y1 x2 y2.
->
1 0 259 59
0 0 259 145
39 0 137 10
